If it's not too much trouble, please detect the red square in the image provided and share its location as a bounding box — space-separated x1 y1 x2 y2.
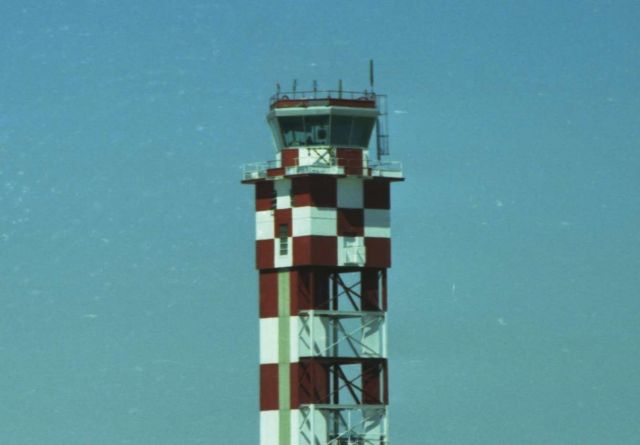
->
281 148 299 167
337 148 363 175
293 236 337 266
260 364 279 410
365 237 391 268
364 180 390 209
292 176 337 208
259 271 278 318
255 181 274 211
337 208 364 236
256 239 274 269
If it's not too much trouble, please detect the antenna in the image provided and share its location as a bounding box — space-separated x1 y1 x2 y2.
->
371 59 385 160
313 80 317 98
375 114 382 160
338 79 343 98
369 60 389 160
369 59 375 92
292 79 297 98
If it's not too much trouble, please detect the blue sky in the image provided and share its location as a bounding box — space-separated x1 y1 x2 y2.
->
1 1 639 444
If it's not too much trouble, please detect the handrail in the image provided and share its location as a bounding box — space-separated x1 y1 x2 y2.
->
270 89 379 106
299 404 387 445
242 157 402 181
298 311 383 357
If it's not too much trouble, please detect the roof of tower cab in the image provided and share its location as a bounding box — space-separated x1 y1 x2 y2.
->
240 86 403 184
270 89 379 110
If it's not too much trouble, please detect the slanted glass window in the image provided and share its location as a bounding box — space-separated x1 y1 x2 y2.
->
280 117 305 147
331 115 352 146
278 114 375 148
279 115 329 147
268 119 284 150
350 117 375 147
304 115 330 145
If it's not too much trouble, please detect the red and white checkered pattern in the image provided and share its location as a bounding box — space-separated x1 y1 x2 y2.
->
254 176 393 269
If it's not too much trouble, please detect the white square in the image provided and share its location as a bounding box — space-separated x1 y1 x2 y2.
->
256 210 275 240
364 209 390 238
260 410 279 445
259 318 279 364
337 177 363 208
292 207 337 237
337 235 366 266
290 409 300 445
275 179 291 209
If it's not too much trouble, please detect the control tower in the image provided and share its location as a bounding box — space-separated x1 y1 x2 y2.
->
242 78 403 445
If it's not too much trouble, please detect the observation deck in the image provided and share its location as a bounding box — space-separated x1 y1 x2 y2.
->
270 89 377 110
243 88 403 183
241 157 403 182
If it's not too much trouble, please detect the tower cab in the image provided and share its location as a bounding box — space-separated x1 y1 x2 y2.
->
242 88 402 182
268 93 379 177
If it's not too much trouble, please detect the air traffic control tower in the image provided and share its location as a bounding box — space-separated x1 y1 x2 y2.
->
242 77 403 445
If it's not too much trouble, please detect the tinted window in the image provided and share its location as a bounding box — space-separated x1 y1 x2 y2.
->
279 115 330 146
350 117 375 147
279 116 305 146
304 115 329 145
331 115 352 146
279 114 375 147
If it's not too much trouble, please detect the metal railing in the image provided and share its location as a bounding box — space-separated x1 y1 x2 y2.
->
241 158 402 181
270 89 377 106
299 404 387 445
241 160 279 180
298 310 386 359
367 160 403 178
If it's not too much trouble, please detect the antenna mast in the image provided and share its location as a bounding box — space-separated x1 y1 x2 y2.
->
370 59 389 161
372 59 382 160
369 59 375 93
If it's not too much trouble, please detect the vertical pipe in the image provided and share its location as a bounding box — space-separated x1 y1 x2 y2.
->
331 273 340 440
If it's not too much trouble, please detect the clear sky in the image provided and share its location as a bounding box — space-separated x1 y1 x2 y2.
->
1 1 639 444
